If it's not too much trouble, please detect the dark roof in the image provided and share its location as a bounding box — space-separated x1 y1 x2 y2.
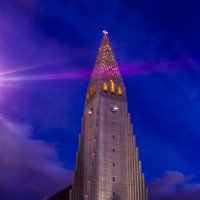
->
49 185 72 200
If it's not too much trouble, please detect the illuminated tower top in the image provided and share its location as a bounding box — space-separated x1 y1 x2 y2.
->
91 30 121 80
86 31 126 103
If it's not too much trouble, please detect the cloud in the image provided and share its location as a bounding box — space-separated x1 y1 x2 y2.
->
0 115 72 200
148 171 200 200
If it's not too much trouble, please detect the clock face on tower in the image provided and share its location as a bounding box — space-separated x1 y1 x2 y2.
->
88 107 93 115
110 105 119 113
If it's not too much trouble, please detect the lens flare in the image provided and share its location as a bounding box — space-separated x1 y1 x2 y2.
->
0 55 199 89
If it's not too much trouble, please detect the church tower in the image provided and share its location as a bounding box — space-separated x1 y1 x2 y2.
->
70 31 148 200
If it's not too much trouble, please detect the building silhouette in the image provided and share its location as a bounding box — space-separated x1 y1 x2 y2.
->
70 31 148 200
43 185 72 200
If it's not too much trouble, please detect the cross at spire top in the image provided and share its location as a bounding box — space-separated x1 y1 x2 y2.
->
103 30 108 36
87 32 126 101
91 31 121 81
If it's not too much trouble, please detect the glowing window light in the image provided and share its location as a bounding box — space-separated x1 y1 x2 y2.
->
86 93 90 101
93 84 97 94
90 86 93 96
113 106 118 111
110 80 115 94
103 82 108 92
88 110 92 115
118 87 122 96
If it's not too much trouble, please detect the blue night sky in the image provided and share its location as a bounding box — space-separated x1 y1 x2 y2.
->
0 0 200 200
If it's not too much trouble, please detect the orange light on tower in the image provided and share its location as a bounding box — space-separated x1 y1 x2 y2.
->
103 82 108 92
86 93 90 101
90 86 93 97
93 84 97 94
110 80 115 94
118 87 122 96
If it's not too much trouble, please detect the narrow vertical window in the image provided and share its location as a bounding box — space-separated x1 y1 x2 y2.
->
93 84 97 94
112 192 116 197
90 86 93 97
86 93 90 101
110 80 115 94
113 148 115 153
118 86 122 96
113 177 116 182
103 82 108 92
112 135 115 139
113 162 115 167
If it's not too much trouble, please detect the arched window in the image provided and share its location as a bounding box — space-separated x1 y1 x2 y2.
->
103 82 108 92
118 87 122 96
90 86 93 97
86 93 90 101
93 84 97 94
110 80 115 94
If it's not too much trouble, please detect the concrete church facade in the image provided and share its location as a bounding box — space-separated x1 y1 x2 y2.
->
70 31 148 200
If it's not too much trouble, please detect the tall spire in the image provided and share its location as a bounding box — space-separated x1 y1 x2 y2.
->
91 30 121 80
86 31 126 103
70 32 148 200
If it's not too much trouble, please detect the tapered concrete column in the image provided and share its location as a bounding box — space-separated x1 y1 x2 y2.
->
70 32 148 200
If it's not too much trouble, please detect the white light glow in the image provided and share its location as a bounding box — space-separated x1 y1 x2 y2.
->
103 30 108 35
113 106 118 111
110 105 119 113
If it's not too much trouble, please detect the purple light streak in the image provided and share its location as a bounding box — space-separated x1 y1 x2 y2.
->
120 57 200 77
0 56 199 85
